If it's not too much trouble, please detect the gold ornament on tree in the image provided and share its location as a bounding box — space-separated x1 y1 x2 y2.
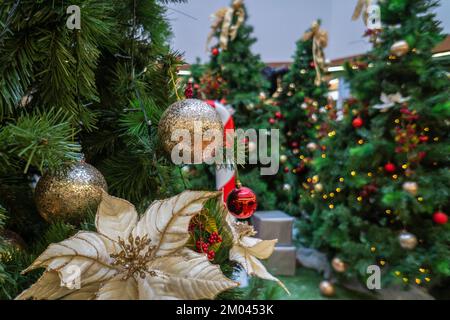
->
402 182 418 196
307 142 318 152
0 230 26 262
227 215 290 295
398 231 418 250
280 154 288 164
302 20 328 86
390 40 410 57
17 191 238 300
158 99 223 163
206 0 245 51
331 257 347 273
319 280 335 297
314 183 324 193
35 161 107 223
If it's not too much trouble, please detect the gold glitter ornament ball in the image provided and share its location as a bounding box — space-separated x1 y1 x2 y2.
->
158 99 223 162
35 162 107 223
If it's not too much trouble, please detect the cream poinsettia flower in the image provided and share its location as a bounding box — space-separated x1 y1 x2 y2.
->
227 215 290 294
17 191 238 300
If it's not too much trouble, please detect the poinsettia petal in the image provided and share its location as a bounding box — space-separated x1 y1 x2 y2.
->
140 249 238 300
96 275 138 300
96 191 138 241
230 244 289 294
21 231 119 288
240 236 277 259
133 191 220 257
16 271 100 300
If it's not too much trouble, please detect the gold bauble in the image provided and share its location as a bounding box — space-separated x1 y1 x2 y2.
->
319 280 335 297
280 154 288 164
246 103 255 111
307 142 318 152
331 257 347 273
399 231 418 250
158 99 223 162
402 181 418 196
0 230 25 262
390 40 410 57
314 183 324 192
35 162 107 223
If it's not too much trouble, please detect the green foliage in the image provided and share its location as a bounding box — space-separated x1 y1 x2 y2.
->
298 0 450 290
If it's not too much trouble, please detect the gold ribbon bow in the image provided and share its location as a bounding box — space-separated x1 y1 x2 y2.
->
303 21 328 86
352 0 371 24
206 0 245 51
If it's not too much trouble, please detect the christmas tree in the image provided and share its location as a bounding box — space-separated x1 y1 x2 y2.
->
189 0 278 210
1 0 280 300
273 21 334 216
298 0 450 290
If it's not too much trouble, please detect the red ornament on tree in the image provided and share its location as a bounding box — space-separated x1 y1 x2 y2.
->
283 167 290 173
275 111 282 119
419 135 429 143
310 61 315 68
211 47 219 56
384 162 396 173
269 118 276 125
433 211 448 225
352 117 364 128
226 183 257 219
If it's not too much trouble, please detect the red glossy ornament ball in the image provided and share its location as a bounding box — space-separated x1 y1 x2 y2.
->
226 185 257 219
352 117 364 128
269 118 276 124
275 111 282 119
211 47 219 56
419 135 429 143
384 162 396 173
283 167 290 173
433 212 448 225
310 61 316 68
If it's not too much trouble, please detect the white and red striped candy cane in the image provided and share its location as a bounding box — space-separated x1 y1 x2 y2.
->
206 100 236 202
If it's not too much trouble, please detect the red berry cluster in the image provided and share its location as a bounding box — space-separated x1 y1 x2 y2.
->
195 239 216 261
208 232 222 245
395 107 421 154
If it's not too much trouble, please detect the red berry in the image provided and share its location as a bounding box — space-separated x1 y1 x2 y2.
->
310 61 315 68
419 135 429 143
352 117 364 128
433 212 448 225
284 167 290 173
418 151 426 160
269 118 276 124
384 162 396 173
275 111 282 119
211 47 219 56
291 141 299 148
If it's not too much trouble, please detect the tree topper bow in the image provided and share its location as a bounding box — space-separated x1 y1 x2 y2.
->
206 0 245 51
303 20 328 86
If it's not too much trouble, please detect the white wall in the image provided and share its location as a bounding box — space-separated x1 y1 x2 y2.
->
167 0 450 63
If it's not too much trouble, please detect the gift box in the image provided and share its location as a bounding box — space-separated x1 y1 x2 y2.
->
264 245 297 276
251 210 294 245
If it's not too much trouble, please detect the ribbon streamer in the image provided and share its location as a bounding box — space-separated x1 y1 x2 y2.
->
352 0 371 24
206 0 245 51
303 21 328 86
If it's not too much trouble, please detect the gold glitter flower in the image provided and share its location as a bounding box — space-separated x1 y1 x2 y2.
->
17 191 238 300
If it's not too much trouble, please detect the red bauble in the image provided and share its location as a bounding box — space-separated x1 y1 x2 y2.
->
283 167 290 173
211 47 219 56
384 162 396 173
433 212 448 225
275 111 282 119
226 185 257 219
269 118 276 124
291 141 299 148
352 117 364 128
419 135 429 143
310 61 315 68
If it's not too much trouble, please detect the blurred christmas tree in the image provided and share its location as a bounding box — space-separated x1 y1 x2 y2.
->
273 21 334 216
298 0 450 291
189 0 278 210
0 0 241 299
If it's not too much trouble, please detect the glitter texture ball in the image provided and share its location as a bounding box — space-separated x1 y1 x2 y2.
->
158 99 223 163
35 162 107 223
319 280 335 296
226 186 257 219
398 231 418 250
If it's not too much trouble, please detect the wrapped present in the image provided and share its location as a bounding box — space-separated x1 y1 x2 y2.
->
251 211 294 245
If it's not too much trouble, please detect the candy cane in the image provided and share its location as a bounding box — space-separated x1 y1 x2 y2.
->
206 100 236 202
